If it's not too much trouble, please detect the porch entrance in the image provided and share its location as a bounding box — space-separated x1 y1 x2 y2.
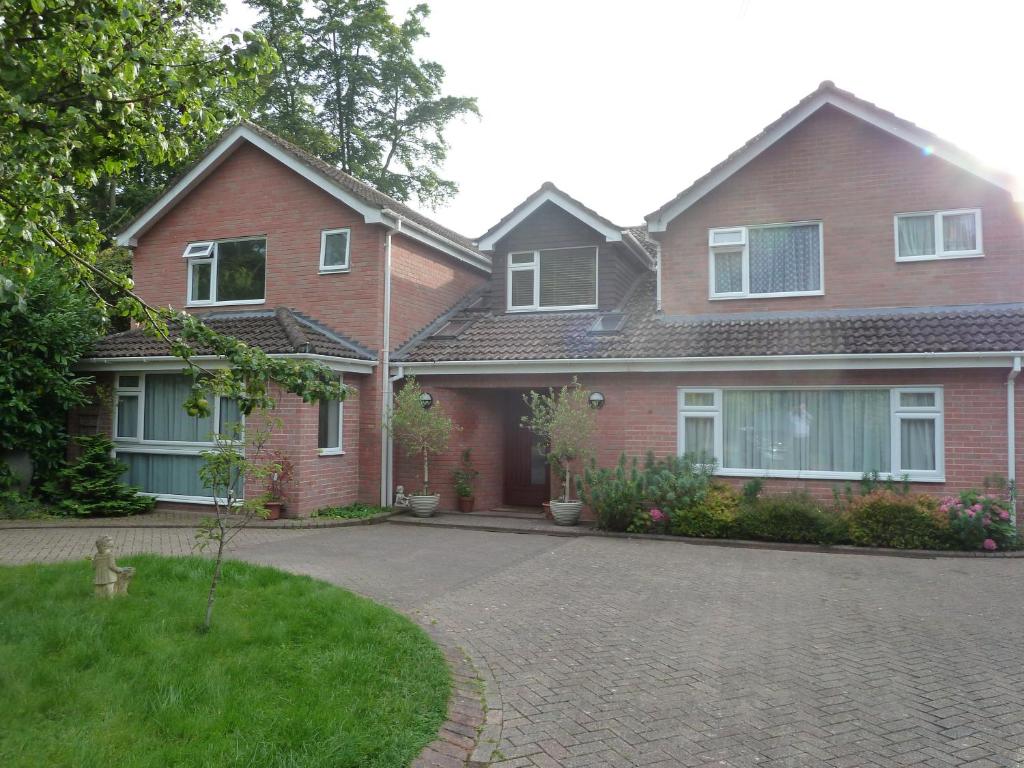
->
502 391 549 508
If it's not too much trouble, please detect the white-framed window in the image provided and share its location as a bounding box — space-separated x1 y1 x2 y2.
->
317 375 344 455
894 208 982 261
113 372 244 502
319 228 351 273
507 246 599 311
184 237 267 305
678 386 944 482
708 221 823 299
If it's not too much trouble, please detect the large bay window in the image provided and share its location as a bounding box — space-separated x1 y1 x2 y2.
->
678 386 944 481
507 246 598 311
709 222 823 299
895 209 982 261
114 373 242 501
185 237 267 305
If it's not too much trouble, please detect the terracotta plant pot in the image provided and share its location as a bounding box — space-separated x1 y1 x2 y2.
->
457 496 475 513
549 500 583 526
408 494 440 518
264 501 282 521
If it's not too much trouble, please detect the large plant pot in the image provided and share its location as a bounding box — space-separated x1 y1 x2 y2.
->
408 494 440 518
263 501 282 521
457 496 475 513
549 500 583 526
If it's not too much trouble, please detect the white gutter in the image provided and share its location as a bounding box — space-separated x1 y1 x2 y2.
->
380 207 491 273
397 351 1024 376
655 241 663 312
77 353 376 374
1008 355 1021 522
379 218 401 506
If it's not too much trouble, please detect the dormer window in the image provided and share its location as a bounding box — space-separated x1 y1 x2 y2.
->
184 237 267 305
709 222 823 299
507 246 598 311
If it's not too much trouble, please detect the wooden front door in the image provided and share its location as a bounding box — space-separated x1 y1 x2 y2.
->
503 392 549 507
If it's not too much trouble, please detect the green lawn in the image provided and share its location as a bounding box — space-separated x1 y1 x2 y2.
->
0 556 450 768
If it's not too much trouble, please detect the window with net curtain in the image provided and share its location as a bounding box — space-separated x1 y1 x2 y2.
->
318 375 343 452
508 247 598 309
896 209 980 260
115 373 241 498
710 223 821 297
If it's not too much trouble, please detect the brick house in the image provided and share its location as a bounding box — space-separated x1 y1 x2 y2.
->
77 82 1024 518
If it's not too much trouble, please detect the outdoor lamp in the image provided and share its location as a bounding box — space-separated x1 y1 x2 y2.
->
588 391 605 409
419 392 434 409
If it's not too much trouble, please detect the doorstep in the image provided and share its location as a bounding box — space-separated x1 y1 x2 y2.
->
388 513 1024 558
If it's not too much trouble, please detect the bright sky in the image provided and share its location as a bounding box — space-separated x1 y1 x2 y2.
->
216 0 1024 238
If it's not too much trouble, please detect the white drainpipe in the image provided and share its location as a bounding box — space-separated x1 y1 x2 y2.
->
655 241 662 312
379 216 403 507
1008 355 1021 522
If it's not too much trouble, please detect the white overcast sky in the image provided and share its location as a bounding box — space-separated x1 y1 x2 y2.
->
216 0 1024 237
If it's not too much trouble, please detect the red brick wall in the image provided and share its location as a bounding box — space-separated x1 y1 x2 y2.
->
658 105 1024 316
407 367 1022 517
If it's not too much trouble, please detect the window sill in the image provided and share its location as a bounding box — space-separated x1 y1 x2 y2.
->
186 299 266 308
715 468 945 483
318 448 345 457
709 290 824 301
895 253 984 263
318 267 351 275
506 305 599 313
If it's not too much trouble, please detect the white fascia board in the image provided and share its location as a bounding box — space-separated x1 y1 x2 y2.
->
380 211 491 273
397 351 1024 376
78 353 376 375
116 125 383 247
647 92 1019 232
478 189 623 251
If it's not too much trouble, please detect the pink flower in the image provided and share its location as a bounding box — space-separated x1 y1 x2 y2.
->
650 508 665 522
967 509 975 518
970 504 983 514
982 515 992 526
983 538 998 551
999 510 1010 521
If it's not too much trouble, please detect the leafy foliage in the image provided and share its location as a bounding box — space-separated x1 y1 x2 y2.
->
245 0 478 206
387 377 456 495
671 483 741 538
0 258 104 473
522 379 597 503
582 454 647 532
42 436 154 517
737 492 846 545
940 491 1019 551
314 502 390 519
643 452 714 513
846 490 946 550
451 448 478 499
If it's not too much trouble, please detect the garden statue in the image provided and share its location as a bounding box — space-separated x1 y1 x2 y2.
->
93 535 135 598
393 485 410 509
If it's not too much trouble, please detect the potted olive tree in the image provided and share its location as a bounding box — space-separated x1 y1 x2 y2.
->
452 449 479 513
522 379 597 525
387 377 456 517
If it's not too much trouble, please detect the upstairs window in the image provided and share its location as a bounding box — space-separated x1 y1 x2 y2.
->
895 209 982 261
709 222 823 299
507 246 598 311
184 237 267 305
320 228 351 272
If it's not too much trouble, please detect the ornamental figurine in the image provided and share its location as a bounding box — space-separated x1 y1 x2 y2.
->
92 535 135 598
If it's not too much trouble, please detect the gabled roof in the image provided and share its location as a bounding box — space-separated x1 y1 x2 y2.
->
116 122 490 272
85 308 375 362
395 274 1024 364
476 182 656 267
646 81 1020 232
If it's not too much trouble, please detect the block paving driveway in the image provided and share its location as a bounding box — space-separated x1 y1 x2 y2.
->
2 523 1023 767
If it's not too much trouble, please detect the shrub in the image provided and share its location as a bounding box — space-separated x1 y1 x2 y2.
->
643 452 713 513
737 492 846 545
846 490 945 549
42 435 154 517
670 482 740 538
940 491 1019 551
583 454 646 532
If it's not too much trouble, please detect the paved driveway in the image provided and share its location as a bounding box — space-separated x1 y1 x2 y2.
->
2 524 1023 767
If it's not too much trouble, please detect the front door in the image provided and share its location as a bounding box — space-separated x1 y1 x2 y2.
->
503 392 549 507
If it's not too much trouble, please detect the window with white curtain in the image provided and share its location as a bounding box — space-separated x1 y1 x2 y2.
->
318 375 344 454
678 386 944 481
708 222 823 299
507 246 598 310
113 373 243 501
184 237 267 304
895 209 982 261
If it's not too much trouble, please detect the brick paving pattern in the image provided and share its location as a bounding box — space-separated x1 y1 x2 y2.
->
2 523 1023 766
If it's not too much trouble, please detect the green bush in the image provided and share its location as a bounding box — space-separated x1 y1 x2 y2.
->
670 482 740 538
846 490 945 549
43 435 154 518
582 454 646 532
940 491 1020 551
737 492 846 545
643 452 713 513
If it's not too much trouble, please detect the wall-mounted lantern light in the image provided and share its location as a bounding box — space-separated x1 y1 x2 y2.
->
588 391 605 409
419 392 434 409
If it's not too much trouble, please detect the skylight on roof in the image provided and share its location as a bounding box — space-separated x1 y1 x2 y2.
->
431 319 473 339
588 313 625 334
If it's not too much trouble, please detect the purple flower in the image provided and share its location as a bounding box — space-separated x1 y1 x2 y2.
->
967 509 976 518
982 515 992 526
999 510 1010 521
983 538 998 551
650 508 665 523
970 503 983 514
